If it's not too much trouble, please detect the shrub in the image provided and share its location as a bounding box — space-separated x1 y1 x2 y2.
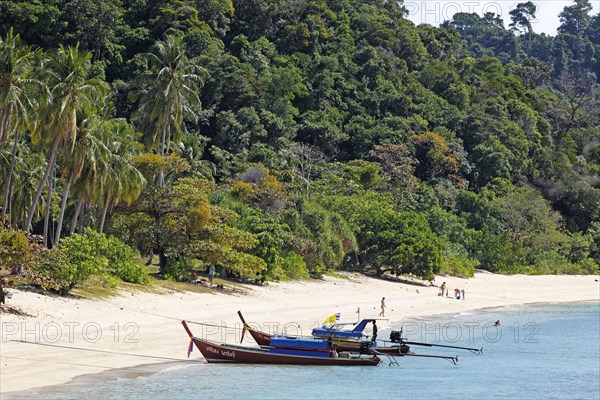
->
240 164 268 184
282 252 310 279
163 258 192 282
439 254 476 278
115 260 151 284
103 236 150 283
262 175 283 191
310 261 326 279
229 180 254 199
35 240 107 295
33 229 150 294
0 229 29 272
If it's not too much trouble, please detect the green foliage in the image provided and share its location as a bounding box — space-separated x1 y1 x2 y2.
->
102 235 151 284
37 234 107 295
440 254 477 278
33 228 149 294
0 229 29 270
163 258 192 282
116 177 266 280
1 0 599 287
281 252 310 280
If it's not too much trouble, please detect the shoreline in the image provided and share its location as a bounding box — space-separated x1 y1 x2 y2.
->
5 299 599 400
1 272 598 396
6 299 600 399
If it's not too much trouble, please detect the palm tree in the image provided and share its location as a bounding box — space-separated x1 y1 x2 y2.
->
2 144 45 227
24 44 108 233
67 118 145 235
94 119 145 233
174 133 216 181
0 29 42 222
131 34 206 186
54 110 105 243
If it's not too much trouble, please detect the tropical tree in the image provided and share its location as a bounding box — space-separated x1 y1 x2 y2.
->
24 44 108 233
558 0 593 35
0 28 42 221
130 34 206 186
0 139 45 226
509 2 537 37
95 119 145 234
54 112 109 243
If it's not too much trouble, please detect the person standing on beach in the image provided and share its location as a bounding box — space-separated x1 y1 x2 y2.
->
440 282 446 297
461 289 465 300
379 297 386 317
208 265 216 287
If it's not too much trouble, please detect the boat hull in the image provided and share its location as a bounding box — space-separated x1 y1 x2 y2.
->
192 336 380 366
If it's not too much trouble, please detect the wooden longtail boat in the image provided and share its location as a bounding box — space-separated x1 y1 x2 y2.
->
237 311 481 358
238 311 406 354
182 320 381 366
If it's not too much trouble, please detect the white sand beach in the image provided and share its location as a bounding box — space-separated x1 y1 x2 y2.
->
1 272 599 394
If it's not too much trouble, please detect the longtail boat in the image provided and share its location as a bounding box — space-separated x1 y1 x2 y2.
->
182 320 380 366
238 311 405 354
237 311 482 358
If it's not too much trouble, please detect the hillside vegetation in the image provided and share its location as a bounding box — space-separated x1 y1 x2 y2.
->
0 0 599 293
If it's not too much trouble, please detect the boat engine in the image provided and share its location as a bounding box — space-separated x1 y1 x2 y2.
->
359 341 371 354
389 330 402 343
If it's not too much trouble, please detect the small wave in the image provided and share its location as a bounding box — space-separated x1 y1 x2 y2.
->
156 362 205 375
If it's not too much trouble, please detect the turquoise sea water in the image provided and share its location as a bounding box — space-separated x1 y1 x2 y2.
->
19 302 600 400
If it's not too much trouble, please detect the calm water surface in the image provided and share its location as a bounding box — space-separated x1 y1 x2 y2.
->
24 302 600 400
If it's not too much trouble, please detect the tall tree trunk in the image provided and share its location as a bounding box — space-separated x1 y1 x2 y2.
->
158 249 167 275
43 173 54 247
70 199 83 235
25 140 59 231
99 196 110 234
54 175 73 244
1 131 18 222
77 204 85 234
158 108 170 187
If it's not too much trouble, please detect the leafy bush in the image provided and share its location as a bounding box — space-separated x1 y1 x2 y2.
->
103 236 150 283
35 240 107 295
115 260 151 284
229 180 254 199
281 252 310 279
163 258 192 282
0 229 29 271
439 254 476 278
33 229 150 294
310 261 326 279
87 272 121 288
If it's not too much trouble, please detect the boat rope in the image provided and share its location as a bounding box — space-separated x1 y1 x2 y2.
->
134 311 244 331
184 321 245 330
8 339 197 362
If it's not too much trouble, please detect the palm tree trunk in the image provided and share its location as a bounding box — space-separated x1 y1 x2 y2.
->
1 131 18 222
78 204 85 234
158 108 170 187
43 172 54 247
25 140 59 231
99 196 110 234
0 105 13 149
70 199 83 235
54 175 73 244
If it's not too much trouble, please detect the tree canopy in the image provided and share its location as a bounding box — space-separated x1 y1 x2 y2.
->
0 0 598 289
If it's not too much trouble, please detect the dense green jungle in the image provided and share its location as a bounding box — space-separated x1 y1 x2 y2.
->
0 0 598 295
